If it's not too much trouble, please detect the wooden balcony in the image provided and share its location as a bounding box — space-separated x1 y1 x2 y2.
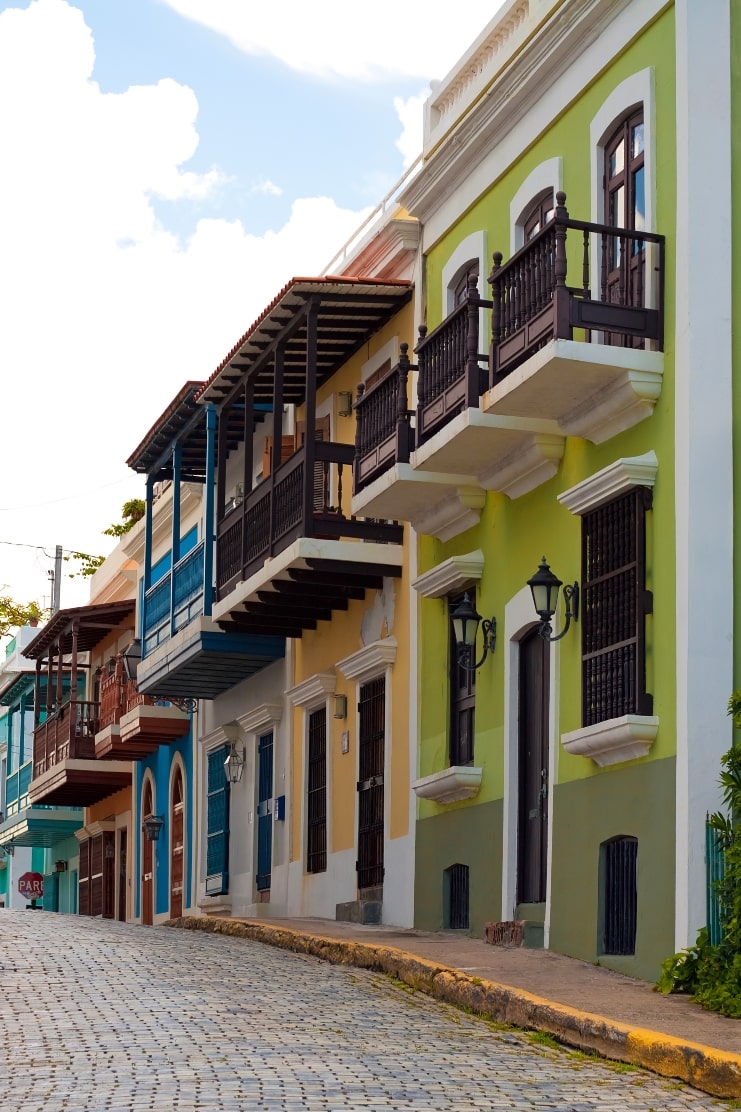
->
29 699 130 807
213 438 403 636
94 658 188 759
352 195 665 537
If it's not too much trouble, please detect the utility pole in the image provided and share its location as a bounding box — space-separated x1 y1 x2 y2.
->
49 545 62 614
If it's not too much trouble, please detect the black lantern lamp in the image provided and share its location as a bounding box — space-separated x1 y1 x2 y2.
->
527 557 579 642
224 741 246 785
142 814 165 842
450 593 496 671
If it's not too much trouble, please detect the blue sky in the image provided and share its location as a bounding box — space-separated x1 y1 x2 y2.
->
0 0 500 611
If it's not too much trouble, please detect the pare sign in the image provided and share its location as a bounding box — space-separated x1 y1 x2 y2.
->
18 872 44 900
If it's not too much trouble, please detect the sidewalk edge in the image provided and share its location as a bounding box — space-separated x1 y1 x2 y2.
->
169 915 741 1099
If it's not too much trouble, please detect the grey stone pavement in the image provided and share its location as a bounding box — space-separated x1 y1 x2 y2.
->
0 909 734 1112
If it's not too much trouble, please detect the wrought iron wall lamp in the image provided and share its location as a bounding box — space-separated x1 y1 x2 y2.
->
450 593 496 671
527 556 579 642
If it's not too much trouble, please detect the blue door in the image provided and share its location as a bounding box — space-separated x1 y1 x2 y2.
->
256 731 273 892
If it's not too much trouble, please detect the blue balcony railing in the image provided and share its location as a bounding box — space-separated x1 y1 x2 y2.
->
6 760 32 815
144 541 206 654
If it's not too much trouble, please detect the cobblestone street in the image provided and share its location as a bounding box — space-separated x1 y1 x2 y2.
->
0 911 732 1111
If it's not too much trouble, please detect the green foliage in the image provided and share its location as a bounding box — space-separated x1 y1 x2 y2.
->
655 697 741 1015
0 595 46 638
63 550 106 578
103 498 146 538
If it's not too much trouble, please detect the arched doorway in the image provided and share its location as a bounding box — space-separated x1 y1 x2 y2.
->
170 766 184 919
141 780 154 926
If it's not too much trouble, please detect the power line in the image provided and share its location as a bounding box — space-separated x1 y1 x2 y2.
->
0 475 132 512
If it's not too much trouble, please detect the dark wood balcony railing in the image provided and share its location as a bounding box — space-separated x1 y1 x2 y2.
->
98 656 161 731
415 278 491 448
216 440 402 600
33 699 99 777
353 344 414 493
489 190 665 383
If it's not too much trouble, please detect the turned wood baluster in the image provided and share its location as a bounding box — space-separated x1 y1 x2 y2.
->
396 343 411 462
466 276 481 404
553 191 570 339
353 382 365 475
601 235 608 302
619 235 627 305
415 325 428 407
582 229 590 296
636 238 644 308
336 462 343 514
488 251 503 382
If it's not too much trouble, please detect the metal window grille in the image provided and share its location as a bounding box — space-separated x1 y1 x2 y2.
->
445 863 470 930
601 836 637 955
705 819 726 947
307 709 327 874
582 489 652 726
357 677 385 891
256 731 274 891
206 746 230 893
449 596 475 765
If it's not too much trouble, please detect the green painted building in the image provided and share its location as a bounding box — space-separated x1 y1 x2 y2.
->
352 0 733 979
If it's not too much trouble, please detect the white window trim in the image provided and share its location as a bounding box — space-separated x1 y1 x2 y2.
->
237 703 283 734
337 638 397 684
590 68 655 231
510 157 563 253
287 673 335 878
441 229 488 313
558 450 658 516
412 550 484 599
590 68 657 321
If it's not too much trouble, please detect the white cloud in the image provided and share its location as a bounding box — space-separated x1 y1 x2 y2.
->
0 0 372 608
160 0 501 83
394 90 428 169
251 179 284 197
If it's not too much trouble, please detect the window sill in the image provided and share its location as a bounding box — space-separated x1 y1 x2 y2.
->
412 765 482 804
561 714 659 767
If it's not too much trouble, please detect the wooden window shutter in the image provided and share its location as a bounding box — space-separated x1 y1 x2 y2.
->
262 435 295 479
206 746 230 895
581 488 653 726
295 415 331 511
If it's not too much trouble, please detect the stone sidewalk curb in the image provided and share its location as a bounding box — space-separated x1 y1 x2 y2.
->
169 916 741 1099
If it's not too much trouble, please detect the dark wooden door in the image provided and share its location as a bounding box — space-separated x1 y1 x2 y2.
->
517 628 549 905
170 767 184 919
117 829 127 922
142 781 154 925
256 731 273 892
357 677 385 893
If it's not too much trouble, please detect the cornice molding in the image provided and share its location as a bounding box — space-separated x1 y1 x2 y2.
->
402 0 657 229
337 638 397 683
236 702 283 734
286 672 336 710
413 551 484 599
197 721 240 751
558 450 658 516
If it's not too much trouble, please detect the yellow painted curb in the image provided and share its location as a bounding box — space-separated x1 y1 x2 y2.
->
168 916 741 1099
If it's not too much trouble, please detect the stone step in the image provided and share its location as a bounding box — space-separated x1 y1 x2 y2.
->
335 899 382 925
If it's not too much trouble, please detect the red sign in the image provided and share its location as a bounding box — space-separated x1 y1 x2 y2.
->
18 871 43 900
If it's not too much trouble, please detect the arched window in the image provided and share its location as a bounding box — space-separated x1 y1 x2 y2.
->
521 188 555 242
603 107 645 342
452 260 480 306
